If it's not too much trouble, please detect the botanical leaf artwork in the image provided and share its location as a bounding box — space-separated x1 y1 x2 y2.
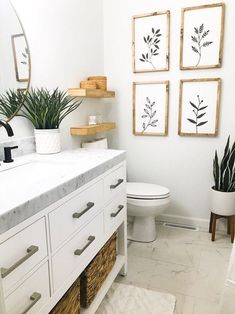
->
139 28 162 69
187 95 208 133
20 47 29 66
141 97 158 133
191 24 213 66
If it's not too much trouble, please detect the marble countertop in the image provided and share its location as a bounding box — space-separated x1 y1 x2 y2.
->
0 149 125 234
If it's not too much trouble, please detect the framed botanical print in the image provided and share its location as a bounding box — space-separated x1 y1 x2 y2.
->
178 78 221 137
11 33 29 82
133 81 169 136
180 3 225 70
132 11 170 73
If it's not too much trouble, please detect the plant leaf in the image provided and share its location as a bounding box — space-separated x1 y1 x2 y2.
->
191 36 198 43
202 41 213 47
187 118 197 124
197 121 208 127
151 111 156 118
198 106 208 111
189 101 198 110
199 24 204 33
197 113 206 119
192 46 199 54
202 30 209 38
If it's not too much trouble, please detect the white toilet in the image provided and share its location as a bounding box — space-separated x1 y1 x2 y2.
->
127 182 170 242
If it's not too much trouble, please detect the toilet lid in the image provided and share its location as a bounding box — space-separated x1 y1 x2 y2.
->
127 182 170 199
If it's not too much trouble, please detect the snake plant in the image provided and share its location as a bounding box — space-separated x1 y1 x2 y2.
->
19 88 83 129
213 136 235 192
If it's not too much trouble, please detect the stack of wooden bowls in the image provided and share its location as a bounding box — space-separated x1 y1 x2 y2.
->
80 76 107 90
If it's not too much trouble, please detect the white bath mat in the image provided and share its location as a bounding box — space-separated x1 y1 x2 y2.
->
96 282 176 314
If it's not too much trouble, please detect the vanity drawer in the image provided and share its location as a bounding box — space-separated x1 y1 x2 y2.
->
0 218 48 297
4 262 50 314
52 212 104 291
49 180 103 251
104 165 126 203
104 192 126 237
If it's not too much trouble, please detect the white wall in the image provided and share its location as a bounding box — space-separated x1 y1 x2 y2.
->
103 0 235 222
1 0 234 223
0 0 106 148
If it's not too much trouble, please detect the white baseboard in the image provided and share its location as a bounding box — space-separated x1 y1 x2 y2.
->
128 213 228 232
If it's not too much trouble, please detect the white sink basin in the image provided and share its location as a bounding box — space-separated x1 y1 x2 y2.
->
0 159 80 213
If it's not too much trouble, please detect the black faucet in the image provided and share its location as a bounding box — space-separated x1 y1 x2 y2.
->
0 120 14 137
0 120 18 163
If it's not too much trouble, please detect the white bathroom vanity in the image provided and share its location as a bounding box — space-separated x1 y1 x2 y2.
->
0 149 127 314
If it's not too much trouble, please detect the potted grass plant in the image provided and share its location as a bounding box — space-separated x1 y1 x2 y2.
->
212 136 235 215
20 88 82 154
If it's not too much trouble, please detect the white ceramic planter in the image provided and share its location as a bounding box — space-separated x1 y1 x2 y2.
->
34 129 61 154
211 187 235 216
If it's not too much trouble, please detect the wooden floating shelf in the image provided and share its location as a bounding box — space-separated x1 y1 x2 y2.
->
68 88 115 98
70 122 116 136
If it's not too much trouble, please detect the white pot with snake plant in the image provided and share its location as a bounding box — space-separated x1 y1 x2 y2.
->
212 136 235 216
20 88 82 154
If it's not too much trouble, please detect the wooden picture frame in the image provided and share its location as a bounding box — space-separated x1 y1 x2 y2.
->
180 3 225 70
132 11 170 73
133 81 169 136
178 78 221 137
11 33 29 82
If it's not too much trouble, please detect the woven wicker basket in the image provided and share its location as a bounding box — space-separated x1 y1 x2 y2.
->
87 76 107 90
50 277 80 314
80 80 96 90
80 232 117 308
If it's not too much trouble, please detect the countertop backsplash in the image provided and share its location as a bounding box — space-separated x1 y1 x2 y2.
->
0 136 35 160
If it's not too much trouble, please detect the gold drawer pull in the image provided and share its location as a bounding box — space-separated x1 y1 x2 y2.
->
111 205 124 218
0 245 39 279
72 202 95 219
21 292 41 314
110 179 124 189
74 236 95 256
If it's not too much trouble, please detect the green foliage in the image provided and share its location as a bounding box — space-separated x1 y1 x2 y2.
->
213 136 235 192
19 88 83 129
0 89 25 119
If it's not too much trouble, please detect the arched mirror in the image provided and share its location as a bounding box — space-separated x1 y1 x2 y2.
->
0 0 31 123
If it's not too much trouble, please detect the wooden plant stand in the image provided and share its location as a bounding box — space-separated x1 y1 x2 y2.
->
209 212 235 243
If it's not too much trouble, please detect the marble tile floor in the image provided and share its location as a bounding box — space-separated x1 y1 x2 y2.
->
116 224 233 314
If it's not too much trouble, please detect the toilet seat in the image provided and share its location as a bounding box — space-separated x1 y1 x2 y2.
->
127 182 170 200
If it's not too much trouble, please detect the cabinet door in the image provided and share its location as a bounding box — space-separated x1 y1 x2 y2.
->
104 165 126 203
52 212 104 291
5 262 50 314
49 180 103 251
104 192 126 238
0 218 48 297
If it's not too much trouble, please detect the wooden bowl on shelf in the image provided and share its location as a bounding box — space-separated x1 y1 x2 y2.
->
88 76 107 90
80 80 96 90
